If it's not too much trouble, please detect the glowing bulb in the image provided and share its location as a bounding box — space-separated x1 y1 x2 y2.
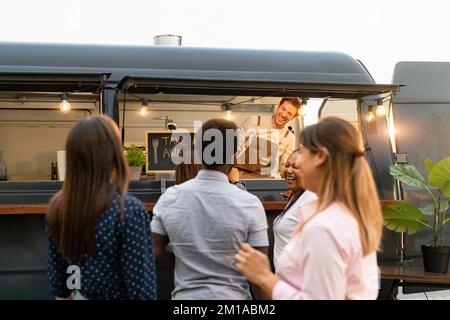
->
59 99 71 113
375 105 387 117
365 111 376 123
139 106 148 117
138 99 149 117
224 110 234 121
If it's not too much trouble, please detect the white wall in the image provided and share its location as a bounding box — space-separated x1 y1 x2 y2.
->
0 106 95 180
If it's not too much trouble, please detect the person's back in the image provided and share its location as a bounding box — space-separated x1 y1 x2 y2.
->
48 193 156 299
152 169 268 299
46 115 157 300
152 118 268 300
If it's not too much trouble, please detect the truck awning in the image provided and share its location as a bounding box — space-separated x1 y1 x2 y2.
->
0 72 110 93
118 76 401 99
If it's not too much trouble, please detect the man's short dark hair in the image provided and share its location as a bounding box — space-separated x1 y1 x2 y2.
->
195 119 238 170
278 97 302 117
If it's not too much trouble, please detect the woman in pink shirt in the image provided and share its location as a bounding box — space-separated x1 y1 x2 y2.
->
236 117 383 300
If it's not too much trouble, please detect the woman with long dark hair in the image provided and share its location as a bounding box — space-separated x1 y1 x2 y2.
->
47 115 156 300
236 117 383 299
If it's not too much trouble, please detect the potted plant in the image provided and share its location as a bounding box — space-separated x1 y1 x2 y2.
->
382 157 450 273
125 144 146 181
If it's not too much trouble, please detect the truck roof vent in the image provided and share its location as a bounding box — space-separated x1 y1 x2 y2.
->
153 34 182 46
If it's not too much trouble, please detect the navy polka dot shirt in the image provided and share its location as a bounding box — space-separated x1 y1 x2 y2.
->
47 194 157 300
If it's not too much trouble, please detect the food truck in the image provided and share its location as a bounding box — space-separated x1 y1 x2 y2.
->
0 42 401 299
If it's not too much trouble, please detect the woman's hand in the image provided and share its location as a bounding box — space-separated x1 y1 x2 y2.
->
235 243 278 290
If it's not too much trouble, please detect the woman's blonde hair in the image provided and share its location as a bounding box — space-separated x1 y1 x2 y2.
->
298 117 382 256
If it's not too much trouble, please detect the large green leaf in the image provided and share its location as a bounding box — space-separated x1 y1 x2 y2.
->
419 201 449 216
382 201 429 235
443 182 450 198
428 157 450 191
389 165 425 188
425 158 436 173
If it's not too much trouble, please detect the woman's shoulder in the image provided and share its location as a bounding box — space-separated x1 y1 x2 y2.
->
298 190 318 204
124 193 144 205
46 190 63 218
111 194 149 227
103 193 147 219
304 202 360 244
312 202 356 225
308 203 365 260
122 194 147 213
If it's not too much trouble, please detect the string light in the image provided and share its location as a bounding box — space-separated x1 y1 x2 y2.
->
59 93 71 113
375 98 386 117
225 110 234 121
365 105 376 123
139 98 149 117
223 103 235 121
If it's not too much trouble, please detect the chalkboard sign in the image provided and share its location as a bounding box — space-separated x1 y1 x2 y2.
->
145 130 195 173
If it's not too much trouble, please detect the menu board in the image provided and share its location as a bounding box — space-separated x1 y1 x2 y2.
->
145 130 194 173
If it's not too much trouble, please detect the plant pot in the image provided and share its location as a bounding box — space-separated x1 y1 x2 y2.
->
129 166 142 181
421 245 450 273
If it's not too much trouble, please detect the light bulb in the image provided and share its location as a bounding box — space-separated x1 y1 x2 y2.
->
139 106 148 117
59 99 71 113
365 111 376 123
375 105 387 117
224 110 234 121
139 99 149 117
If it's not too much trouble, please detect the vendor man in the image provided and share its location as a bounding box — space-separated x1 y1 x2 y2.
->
236 97 302 178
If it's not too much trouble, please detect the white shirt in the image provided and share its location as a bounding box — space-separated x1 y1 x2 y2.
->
273 190 317 268
151 169 269 300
